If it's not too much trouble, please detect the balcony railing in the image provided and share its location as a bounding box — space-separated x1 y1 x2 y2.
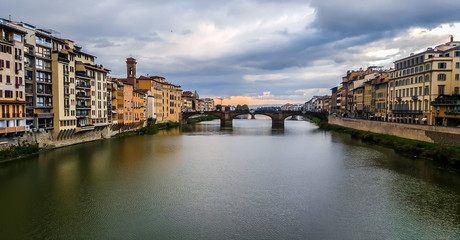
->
76 93 91 99
1 113 24 118
0 126 26 133
58 57 70 64
37 90 52 95
76 104 91 109
35 40 52 48
75 83 91 89
392 110 423 114
36 103 53 107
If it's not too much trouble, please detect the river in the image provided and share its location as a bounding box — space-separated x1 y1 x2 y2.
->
1 117 459 239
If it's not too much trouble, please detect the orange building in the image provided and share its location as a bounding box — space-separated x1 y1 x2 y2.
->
0 21 27 136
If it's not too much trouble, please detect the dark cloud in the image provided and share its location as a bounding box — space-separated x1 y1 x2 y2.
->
309 0 460 36
2 0 460 102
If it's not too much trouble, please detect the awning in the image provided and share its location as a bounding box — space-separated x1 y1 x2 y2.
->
421 118 427 121
415 118 419 121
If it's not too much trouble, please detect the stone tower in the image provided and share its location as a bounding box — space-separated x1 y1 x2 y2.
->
126 57 137 88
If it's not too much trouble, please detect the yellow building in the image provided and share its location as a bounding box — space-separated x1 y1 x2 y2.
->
135 75 182 122
0 21 27 136
372 74 389 121
431 95 460 126
388 37 460 125
107 78 118 124
133 90 144 123
52 39 77 136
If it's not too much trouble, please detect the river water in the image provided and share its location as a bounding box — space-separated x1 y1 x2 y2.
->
1 118 459 239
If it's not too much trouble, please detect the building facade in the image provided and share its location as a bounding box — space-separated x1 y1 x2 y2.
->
0 20 27 136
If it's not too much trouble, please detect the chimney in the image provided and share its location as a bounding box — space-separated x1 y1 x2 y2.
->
450 35 454 43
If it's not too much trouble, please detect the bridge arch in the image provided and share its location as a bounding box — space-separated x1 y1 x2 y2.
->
182 110 328 128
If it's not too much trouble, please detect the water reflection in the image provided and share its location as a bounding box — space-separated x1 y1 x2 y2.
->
0 120 459 239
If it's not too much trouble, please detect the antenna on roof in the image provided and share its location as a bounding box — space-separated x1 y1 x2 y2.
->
9 15 11 21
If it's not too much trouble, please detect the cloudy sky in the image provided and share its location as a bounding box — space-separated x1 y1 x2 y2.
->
3 0 460 105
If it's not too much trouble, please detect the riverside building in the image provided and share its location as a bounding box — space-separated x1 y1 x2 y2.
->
388 37 460 125
0 20 27 136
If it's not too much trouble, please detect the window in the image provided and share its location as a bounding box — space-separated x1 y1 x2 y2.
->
438 74 446 81
456 51 460 57
6 60 10 68
456 74 459 81
426 64 430 70
424 87 429 95
455 87 459 95
425 75 430 82
5 90 13 98
438 63 447 69
13 33 22 42
438 85 445 95
456 62 460 69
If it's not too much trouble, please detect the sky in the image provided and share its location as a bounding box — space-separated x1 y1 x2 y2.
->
2 0 460 106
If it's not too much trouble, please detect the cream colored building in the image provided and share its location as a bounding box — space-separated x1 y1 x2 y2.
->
388 37 460 125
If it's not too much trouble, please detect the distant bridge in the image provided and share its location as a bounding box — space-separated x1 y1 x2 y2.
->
181 110 328 128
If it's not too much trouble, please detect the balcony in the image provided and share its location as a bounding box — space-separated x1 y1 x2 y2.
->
36 90 53 96
396 97 402 102
75 82 91 89
64 81 70 87
25 89 33 95
76 104 91 110
76 93 91 99
58 57 70 64
1 113 24 118
0 126 26 134
63 70 69 75
431 95 460 106
36 113 54 119
76 71 93 80
36 102 53 108
412 95 418 100
15 55 23 61
392 110 423 114
36 65 52 72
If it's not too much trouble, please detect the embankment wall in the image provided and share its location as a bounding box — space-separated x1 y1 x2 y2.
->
328 116 460 147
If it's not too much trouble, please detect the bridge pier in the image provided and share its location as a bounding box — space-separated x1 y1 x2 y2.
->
221 119 233 128
272 119 284 128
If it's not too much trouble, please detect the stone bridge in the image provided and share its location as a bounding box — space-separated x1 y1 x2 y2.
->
182 110 328 128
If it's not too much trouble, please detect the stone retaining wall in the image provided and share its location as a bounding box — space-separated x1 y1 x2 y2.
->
328 116 460 147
